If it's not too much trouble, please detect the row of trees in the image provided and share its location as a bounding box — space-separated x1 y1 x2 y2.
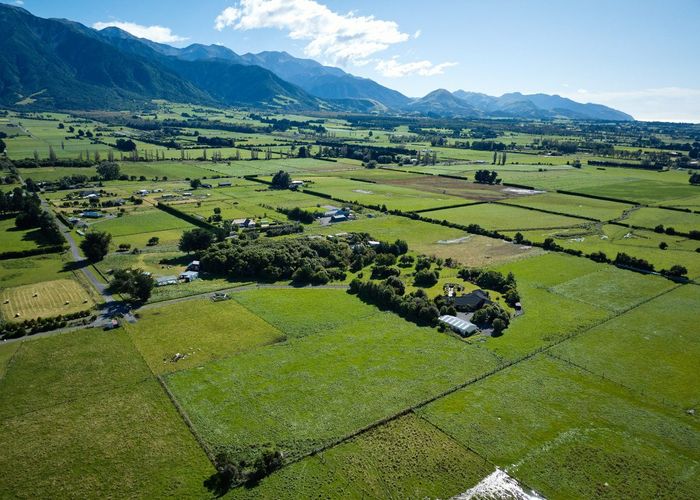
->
349 278 441 327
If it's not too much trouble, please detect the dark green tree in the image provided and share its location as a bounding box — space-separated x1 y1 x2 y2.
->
96 162 120 181
80 231 112 262
179 228 215 253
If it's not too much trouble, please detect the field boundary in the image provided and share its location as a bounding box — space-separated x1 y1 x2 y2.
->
156 374 217 467
221 280 686 485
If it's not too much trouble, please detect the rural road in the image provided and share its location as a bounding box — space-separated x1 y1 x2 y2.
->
41 196 136 326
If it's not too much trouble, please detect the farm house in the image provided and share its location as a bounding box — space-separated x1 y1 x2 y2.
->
452 290 493 312
438 315 478 336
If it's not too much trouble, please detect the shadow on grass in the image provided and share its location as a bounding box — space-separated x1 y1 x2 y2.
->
62 260 89 272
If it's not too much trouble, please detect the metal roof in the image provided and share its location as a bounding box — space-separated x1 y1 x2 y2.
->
438 315 477 333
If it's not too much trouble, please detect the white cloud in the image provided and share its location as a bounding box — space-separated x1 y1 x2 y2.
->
561 87 700 123
214 0 409 65
413 29 422 39
14 1 24 5
92 21 188 44
375 58 458 78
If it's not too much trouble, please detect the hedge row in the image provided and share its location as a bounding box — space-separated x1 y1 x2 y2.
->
0 244 67 261
155 203 223 235
555 189 640 206
1 310 93 339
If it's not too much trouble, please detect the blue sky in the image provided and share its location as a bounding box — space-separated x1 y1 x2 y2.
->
9 0 700 122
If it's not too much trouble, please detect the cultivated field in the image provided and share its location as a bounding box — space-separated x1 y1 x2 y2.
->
0 279 93 322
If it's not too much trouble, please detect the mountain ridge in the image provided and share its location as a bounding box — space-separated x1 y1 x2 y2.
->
0 4 634 120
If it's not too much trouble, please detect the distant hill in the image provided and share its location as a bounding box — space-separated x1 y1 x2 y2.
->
0 3 634 120
453 90 633 121
405 89 481 117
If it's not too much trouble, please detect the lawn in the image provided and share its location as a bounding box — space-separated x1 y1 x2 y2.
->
419 355 700 499
552 284 699 409
165 290 500 463
0 279 94 322
424 203 585 231
126 298 285 373
231 415 492 499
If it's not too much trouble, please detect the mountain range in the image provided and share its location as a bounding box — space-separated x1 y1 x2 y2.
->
0 4 634 121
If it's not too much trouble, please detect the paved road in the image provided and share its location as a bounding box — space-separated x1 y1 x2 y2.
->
41 197 136 326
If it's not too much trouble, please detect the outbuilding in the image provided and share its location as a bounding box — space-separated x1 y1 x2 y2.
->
438 315 478 337
179 271 199 282
156 276 178 287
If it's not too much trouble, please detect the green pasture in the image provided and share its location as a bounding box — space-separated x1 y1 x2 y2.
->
294 175 468 211
501 192 633 221
127 298 285 373
306 213 543 267
625 207 700 233
503 224 700 278
0 217 51 252
232 415 492 499
419 355 700 500
553 284 699 409
0 329 211 498
0 253 73 288
165 289 499 463
17 166 98 182
425 203 585 231
88 208 194 237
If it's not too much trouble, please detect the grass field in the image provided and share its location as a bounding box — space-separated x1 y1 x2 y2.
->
307 213 543 267
552 284 699 409
89 208 194 237
625 207 700 233
292 175 469 211
231 288 381 338
231 415 492 499
0 253 73 287
419 355 700 499
165 289 500 463
425 203 586 231
0 329 212 498
500 192 633 221
502 224 700 279
0 217 51 253
483 253 673 360
0 279 94 322
127 299 285 373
